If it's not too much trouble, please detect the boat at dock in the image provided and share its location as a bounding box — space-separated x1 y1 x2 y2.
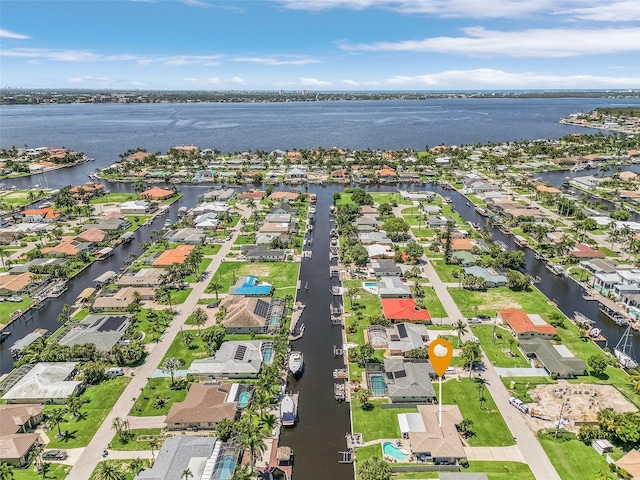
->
0 330 11 344
614 326 638 369
588 327 602 338
598 304 628 326
334 383 346 401
474 206 489 217
573 311 595 327
513 235 528 247
496 241 509 251
280 394 298 427
534 252 546 261
545 263 564 276
288 351 304 377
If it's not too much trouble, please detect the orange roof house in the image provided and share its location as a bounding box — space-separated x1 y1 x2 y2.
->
127 151 151 161
376 168 396 178
172 145 200 153
498 308 557 340
153 245 195 266
381 298 431 323
268 191 300 202
70 182 105 198
0 273 34 295
536 185 561 194
569 243 605 259
75 228 107 243
141 187 175 200
450 239 476 251
20 208 60 223
237 190 266 201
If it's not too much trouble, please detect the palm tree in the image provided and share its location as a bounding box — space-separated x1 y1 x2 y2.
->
65 395 83 420
161 357 181 385
191 307 207 335
57 303 72 323
475 378 489 409
236 417 270 473
209 280 222 302
94 461 124 480
128 458 143 477
181 468 193 480
0 462 14 480
111 416 125 441
149 438 160 464
453 320 468 347
45 408 66 438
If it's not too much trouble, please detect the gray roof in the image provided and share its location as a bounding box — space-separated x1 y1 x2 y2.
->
241 245 286 260
2 362 81 402
168 228 205 243
135 436 217 480
579 258 619 273
386 322 429 353
371 259 402 276
189 341 263 377
9 257 67 274
520 338 586 378
378 276 411 297
359 232 392 245
463 266 507 286
58 314 130 352
383 359 436 400
82 217 128 232
264 213 291 223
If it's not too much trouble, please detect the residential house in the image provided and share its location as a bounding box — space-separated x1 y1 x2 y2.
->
400 404 466 465
153 245 195 266
400 190 437 202
520 338 586 378
498 308 557 340
466 181 497 194
0 272 34 296
228 275 273 296
75 227 107 244
9 258 67 275
359 232 392 245
371 259 402 277
270 202 296 215
463 266 508 288
428 215 450 229
203 188 236 202
255 233 289 246
167 228 205 245
451 239 476 252
452 251 476 267
237 190 266 202
0 404 44 467
569 243 605 259
141 187 176 200
615 449 640 480
41 236 92 256
57 314 131 352
165 383 239 431
260 220 298 235
366 244 395 259
116 268 167 288
386 323 430 356
571 175 604 190
191 202 229 216
264 213 292 224
82 217 130 233
92 287 154 312
120 200 153 215
382 359 436 403
378 277 412 298
284 167 307 182
241 245 287 262
331 169 349 182
20 208 60 223
376 168 397 182
268 191 300 203
381 298 431 322
217 296 286 333
189 340 265 379
546 231 568 244
355 217 380 228
69 182 105 199
2 363 82 404
579 258 619 275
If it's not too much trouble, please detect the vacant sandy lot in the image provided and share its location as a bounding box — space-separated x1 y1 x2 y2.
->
522 382 637 433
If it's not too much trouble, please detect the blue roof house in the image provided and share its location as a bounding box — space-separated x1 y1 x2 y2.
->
229 275 273 296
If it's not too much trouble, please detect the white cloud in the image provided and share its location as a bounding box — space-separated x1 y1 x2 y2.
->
230 76 246 85
300 77 333 86
180 0 212 7
68 75 111 85
232 56 320 65
382 68 640 88
0 28 31 39
339 27 640 57
342 79 361 86
555 1 640 21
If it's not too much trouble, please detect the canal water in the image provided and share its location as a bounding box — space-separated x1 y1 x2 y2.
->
279 185 353 480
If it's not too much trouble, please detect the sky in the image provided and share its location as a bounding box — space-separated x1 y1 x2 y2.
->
1 0 639 91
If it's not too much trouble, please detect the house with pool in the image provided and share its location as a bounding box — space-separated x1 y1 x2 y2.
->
188 340 271 380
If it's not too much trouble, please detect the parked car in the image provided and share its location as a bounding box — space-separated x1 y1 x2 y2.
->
106 367 124 378
42 450 67 460
207 301 220 309
477 314 491 320
467 317 481 324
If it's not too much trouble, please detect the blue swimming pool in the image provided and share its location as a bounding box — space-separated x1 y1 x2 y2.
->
368 374 387 395
262 345 274 362
215 455 235 480
363 282 378 288
383 441 409 460
238 391 251 408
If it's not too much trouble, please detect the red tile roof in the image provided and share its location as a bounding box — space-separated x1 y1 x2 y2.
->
381 298 431 322
153 245 195 266
498 308 557 336
141 187 175 200
569 243 606 259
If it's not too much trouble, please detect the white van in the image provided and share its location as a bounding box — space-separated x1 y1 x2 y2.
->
106 367 124 378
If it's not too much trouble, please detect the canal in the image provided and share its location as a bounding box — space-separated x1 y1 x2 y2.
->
279 185 353 480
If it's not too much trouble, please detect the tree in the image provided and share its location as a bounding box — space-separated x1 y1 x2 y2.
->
190 307 208 335
128 458 144 477
578 424 602 444
181 468 193 480
183 332 194 349
453 320 468 347
382 217 410 242
209 279 222 301
359 457 392 480
57 303 72 323
149 438 160 464
94 461 124 480
506 270 531 291
588 354 608 376
0 462 14 480
378 203 393 216
444 220 455 264
161 357 181 385
459 418 475 437
235 416 270 473
215 418 235 442
45 408 66 438
404 241 424 261
355 388 371 409
461 341 482 378
65 395 83 419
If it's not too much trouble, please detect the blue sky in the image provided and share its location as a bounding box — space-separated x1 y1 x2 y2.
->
1 0 639 90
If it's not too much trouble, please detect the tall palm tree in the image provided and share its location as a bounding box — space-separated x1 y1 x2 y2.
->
161 357 181 385
0 462 14 480
181 468 193 480
111 416 125 441
65 395 83 420
128 458 143 477
45 408 66 438
191 307 207 335
94 461 124 480
149 438 160 464
453 320 468 347
209 280 222 302
236 417 270 473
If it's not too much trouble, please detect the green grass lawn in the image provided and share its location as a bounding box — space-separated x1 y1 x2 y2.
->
12 463 71 480
168 288 191 305
200 244 222 256
130 377 189 417
45 377 130 449
206 261 300 295
501 376 557 402
344 280 384 346
441 379 514 447
431 260 462 283
389 461 535 480
124 216 150 231
132 308 173 343
370 192 412 205
183 258 212 282
351 399 418 441
421 286 447 322
234 234 256 245
161 328 208 367
89 192 138 204
109 428 164 451
0 296 32 324
538 430 611 480
88 459 152 480
470 325 529 368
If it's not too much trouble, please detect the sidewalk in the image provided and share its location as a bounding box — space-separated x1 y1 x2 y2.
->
66 219 245 480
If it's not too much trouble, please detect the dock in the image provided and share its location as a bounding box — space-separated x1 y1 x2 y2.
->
334 383 346 401
333 368 348 379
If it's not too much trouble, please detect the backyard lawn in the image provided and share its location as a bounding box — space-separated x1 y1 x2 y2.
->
206 261 300 296
470 325 529 368
13 463 71 480
130 377 189 417
351 399 418 441
89 192 138 204
89 460 152 480
388 461 535 480
448 286 561 319
538 430 612 480
431 260 462 283
45 377 130 449
109 428 164 451
0 296 32 324
161 328 208 368
441 379 514 447
344 280 384 346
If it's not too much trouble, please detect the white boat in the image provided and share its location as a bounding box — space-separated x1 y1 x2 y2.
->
280 394 298 427
288 351 304 376
614 326 638 369
574 311 595 326
164 219 172 228
588 327 601 338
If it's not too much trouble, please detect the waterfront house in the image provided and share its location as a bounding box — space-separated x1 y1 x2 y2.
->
284 167 307 182
359 232 392 245
76 227 107 244
270 202 296 215
371 259 402 277
400 404 466 464
153 245 195 266
116 268 166 288
268 191 300 203
9 257 67 275
381 298 431 322
366 244 395 259
237 189 266 202
120 200 153 215
376 168 397 182
400 190 437 202
255 232 289 246
0 272 36 297
165 383 239 431
141 187 176 201
92 287 154 312
191 202 230 216
2 363 82 404
20 208 60 223
241 245 287 262
167 228 205 245
217 296 286 333
422 205 443 215
0 404 44 467
331 169 349 182
452 251 476 267
70 182 105 199
189 340 264 379
58 314 131 352
378 277 412 298
428 215 450 229
571 175 604 190
520 338 586 378
450 239 476 252
203 188 236 202
498 308 557 340
569 243 606 259
463 266 508 288
82 216 130 233
355 216 380 228
41 236 92 256
265 213 292 224
228 275 273 296
383 359 436 403
580 258 619 275
194 213 219 230
386 322 430 356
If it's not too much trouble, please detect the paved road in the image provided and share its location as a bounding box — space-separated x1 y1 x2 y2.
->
66 219 245 479
398 202 561 480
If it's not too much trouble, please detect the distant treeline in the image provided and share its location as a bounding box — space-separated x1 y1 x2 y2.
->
595 107 640 117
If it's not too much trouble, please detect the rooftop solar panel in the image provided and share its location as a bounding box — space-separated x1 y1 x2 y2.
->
234 345 247 361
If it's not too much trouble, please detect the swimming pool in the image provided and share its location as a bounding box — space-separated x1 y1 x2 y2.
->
238 391 251 408
362 281 379 294
262 344 274 362
214 454 235 480
368 374 388 395
382 441 409 460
